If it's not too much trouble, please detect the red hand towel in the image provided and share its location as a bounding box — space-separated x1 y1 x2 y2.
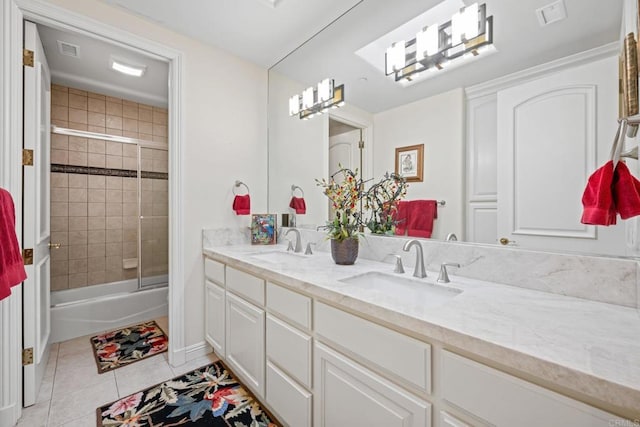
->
289 197 306 214
581 160 617 225
394 201 409 236
613 161 640 219
407 200 438 238
0 188 27 301
232 194 250 215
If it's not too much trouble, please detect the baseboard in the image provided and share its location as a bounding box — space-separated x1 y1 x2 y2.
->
0 404 20 427
185 341 213 362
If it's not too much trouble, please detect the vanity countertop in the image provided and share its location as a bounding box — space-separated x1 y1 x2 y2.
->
203 243 640 418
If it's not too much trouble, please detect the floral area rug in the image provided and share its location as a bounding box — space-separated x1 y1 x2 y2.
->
90 320 168 373
97 360 279 426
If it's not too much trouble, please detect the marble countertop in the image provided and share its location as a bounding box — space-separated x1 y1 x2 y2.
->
203 243 640 418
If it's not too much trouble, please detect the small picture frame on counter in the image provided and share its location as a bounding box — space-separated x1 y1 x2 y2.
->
251 213 277 245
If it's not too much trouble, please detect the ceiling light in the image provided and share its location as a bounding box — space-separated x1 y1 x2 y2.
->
385 2 494 83
536 0 567 26
110 57 147 77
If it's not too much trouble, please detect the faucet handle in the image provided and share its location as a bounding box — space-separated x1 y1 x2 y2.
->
286 240 294 252
384 254 405 274
305 242 315 255
437 263 461 283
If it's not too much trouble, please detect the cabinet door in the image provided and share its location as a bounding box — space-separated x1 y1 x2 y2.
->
205 280 225 357
314 342 431 427
225 292 265 398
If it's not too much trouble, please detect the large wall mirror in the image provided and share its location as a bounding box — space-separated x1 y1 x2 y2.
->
268 0 637 258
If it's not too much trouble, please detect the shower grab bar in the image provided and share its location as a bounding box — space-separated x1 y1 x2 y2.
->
51 125 168 151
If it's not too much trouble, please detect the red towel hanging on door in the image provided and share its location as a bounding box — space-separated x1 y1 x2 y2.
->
0 188 27 301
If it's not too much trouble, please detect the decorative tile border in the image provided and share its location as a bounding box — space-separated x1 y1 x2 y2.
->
51 163 168 180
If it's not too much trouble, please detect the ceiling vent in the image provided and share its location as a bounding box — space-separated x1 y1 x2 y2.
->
536 0 567 27
57 40 80 58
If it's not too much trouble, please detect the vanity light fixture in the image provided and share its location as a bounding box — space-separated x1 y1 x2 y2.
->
385 2 494 83
109 56 147 77
289 78 345 120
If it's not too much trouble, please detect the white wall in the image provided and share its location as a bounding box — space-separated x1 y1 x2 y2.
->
372 88 465 240
40 0 268 349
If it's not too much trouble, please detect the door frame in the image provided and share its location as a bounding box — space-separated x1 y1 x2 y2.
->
0 0 185 424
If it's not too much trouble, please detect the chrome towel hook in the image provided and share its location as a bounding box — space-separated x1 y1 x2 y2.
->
291 184 305 198
233 180 250 195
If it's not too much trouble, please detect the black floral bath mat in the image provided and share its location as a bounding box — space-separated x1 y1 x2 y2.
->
90 320 168 373
97 360 280 426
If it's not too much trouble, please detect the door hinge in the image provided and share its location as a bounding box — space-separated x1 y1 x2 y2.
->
22 248 33 265
23 49 34 67
22 348 34 366
22 149 34 166
358 140 365 149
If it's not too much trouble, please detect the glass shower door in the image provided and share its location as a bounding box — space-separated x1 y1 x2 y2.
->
139 145 169 288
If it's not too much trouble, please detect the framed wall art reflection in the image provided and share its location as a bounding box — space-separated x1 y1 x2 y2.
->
251 213 277 245
395 144 424 182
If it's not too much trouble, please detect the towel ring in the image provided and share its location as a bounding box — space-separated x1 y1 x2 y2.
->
291 184 304 198
233 180 250 195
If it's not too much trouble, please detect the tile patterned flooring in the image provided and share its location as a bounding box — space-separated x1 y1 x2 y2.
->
16 317 219 427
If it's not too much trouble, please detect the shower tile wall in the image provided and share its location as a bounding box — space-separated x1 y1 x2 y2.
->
50 84 168 291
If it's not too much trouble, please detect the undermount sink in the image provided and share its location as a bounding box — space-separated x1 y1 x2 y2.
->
339 271 462 309
250 251 310 264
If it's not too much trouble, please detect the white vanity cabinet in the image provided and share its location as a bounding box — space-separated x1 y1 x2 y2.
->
204 258 225 356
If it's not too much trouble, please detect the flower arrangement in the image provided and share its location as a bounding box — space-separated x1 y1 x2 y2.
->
364 172 408 235
316 166 365 241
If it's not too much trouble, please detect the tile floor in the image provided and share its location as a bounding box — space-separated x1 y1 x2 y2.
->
16 317 219 427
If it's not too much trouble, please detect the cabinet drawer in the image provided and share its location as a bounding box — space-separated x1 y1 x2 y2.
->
266 362 312 427
266 282 312 330
441 350 620 426
315 302 431 394
439 411 473 427
204 257 225 285
226 267 265 306
266 314 312 389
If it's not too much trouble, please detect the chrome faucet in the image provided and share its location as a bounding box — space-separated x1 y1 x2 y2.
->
437 263 460 283
285 228 302 253
384 254 405 274
402 239 426 278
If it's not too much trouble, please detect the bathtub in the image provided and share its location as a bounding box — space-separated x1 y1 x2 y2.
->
50 277 168 343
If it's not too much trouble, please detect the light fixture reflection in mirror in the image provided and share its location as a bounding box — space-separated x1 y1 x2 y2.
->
289 78 345 119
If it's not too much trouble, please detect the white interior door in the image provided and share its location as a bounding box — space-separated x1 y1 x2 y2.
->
328 128 361 220
496 56 625 255
22 20 52 407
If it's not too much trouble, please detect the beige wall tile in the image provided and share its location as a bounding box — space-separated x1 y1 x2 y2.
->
51 173 68 188
51 217 68 232
138 106 152 122
106 216 122 230
123 228 137 242
51 231 69 247
121 144 136 158
123 269 138 280
68 122 88 131
123 99 137 107
152 159 168 173
88 189 106 203
88 97 106 113
88 125 106 133
105 141 123 156
52 90 68 107
51 246 68 262
123 118 138 132
51 202 68 217
51 149 69 165
88 217 106 230
88 111 106 127
68 217 87 231
140 148 153 160
141 203 152 216
141 191 152 204
123 131 139 139
68 151 88 167
68 188 88 203
68 174 87 188
68 273 88 288
69 108 87 124
88 244 106 259
106 96 122 104
68 245 88 260
68 136 88 152
88 140 106 154
88 202 106 217
106 155 123 169
138 121 152 135
153 203 168 216
88 175 106 189
106 203 123 217
106 256 121 271
152 179 168 191
106 101 123 116
88 256 106 272
106 189 123 203
68 230 88 245
122 177 137 190
51 105 68 121
68 203 87 218
141 158 153 171
87 91 105 100
51 84 67 92
88 229 106 244
152 135 167 144
69 259 88 274
51 275 69 291
68 88 87 96
106 176 123 190
123 242 136 258
68 93 87 110
88 153 106 168
51 260 68 277
88 271 106 285
152 110 167 125
106 128 123 136
123 104 138 119
123 203 137 216
106 115 123 130
105 228 123 243
51 133 69 150
139 133 153 142
106 270 123 283
51 187 69 202
105 242 122 257
122 157 137 170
